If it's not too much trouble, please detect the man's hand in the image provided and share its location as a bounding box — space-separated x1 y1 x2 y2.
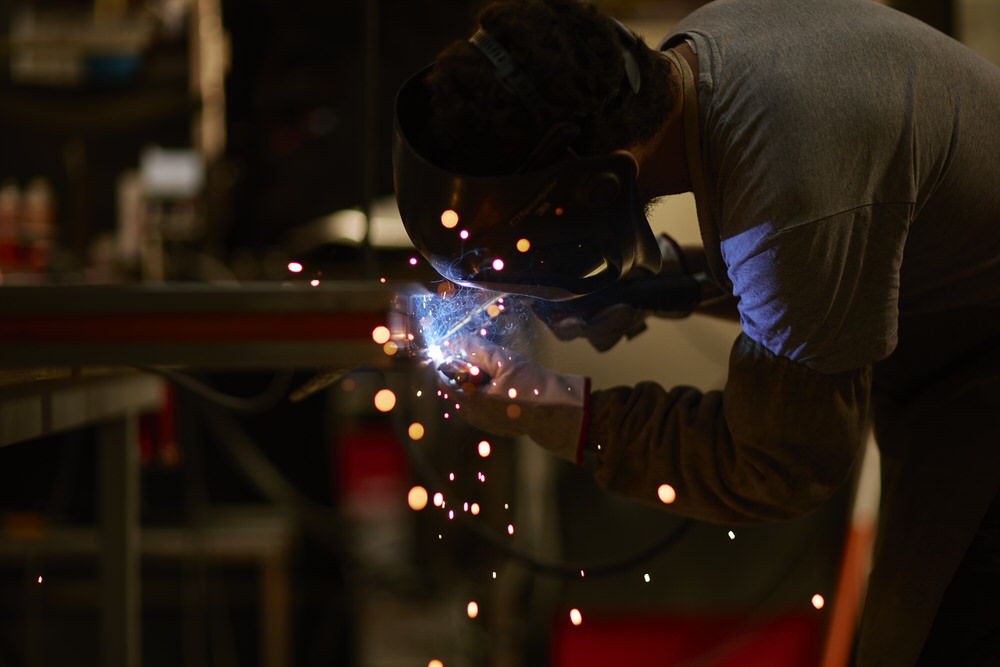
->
533 233 695 351
436 336 589 464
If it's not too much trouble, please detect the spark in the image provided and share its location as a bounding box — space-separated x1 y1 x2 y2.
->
287 261 303 273
657 484 677 505
463 502 469 512
728 530 736 540
409 256 418 265
429 660 444 667
478 440 491 457
478 472 486 482
492 258 505 271
643 573 651 583
383 341 398 355
379 277 386 283
507 387 517 399
433 492 444 507
371 326 391 343
408 422 425 440
37 576 42 584
580 570 585 578
373 389 396 412
449 472 455 481
467 601 479 618
440 209 459 228
812 594 825 610
310 279 320 286
555 207 564 216
507 524 514 535
459 230 470 239
470 503 480 515
492 571 497 579
569 608 583 626
516 238 530 252
449 510 455 520
408 486 429 511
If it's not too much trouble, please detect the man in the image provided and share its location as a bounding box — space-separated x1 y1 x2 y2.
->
391 0 1000 664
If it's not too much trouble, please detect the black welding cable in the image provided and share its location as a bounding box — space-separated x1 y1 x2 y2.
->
136 366 294 413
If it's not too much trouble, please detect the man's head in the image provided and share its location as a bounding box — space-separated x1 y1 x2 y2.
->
392 0 674 299
424 0 675 175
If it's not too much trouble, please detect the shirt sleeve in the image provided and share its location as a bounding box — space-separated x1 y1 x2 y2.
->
585 333 871 524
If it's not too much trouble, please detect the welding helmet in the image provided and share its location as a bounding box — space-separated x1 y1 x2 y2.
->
392 33 662 301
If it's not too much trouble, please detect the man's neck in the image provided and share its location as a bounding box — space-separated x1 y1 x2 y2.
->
632 41 699 201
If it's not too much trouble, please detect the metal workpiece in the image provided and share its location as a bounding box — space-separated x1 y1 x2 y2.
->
0 281 419 369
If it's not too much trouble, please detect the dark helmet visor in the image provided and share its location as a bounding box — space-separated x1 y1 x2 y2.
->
392 67 661 300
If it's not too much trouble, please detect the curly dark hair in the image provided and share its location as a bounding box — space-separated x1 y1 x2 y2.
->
424 0 676 175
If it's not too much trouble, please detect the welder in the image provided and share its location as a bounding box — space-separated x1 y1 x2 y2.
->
391 0 1000 664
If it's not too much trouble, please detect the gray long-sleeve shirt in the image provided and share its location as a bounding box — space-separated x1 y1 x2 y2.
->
579 3 1000 663
586 0 1000 523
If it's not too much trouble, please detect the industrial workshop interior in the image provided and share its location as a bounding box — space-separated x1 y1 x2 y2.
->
0 1 997 666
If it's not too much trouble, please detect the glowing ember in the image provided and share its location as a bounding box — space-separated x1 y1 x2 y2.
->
569 608 583 626
433 492 444 507
643 573 651 583
507 387 518 399
287 261 303 273
812 594 825 610
469 365 481 376
728 530 736 540
448 510 455 520
408 422 425 440
516 238 531 252
449 472 455 481
463 502 469 512
409 257 418 265
408 486 429 511
310 279 320 286
371 326 391 344
37 576 42 584
379 277 386 283
555 207 564 216
507 524 514 535
470 503 480 515
580 570 585 578
374 389 396 412
657 484 677 504
459 230 470 239
467 601 479 618
429 660 444 667
492 572 497 579
478 440 491 457
440 209 459 228
492 258 505 271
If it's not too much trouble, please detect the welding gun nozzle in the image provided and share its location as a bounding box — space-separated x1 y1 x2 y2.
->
437 357 490 387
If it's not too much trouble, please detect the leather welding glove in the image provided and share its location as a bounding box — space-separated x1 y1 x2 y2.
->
439 336 589 465
540 233 691 352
